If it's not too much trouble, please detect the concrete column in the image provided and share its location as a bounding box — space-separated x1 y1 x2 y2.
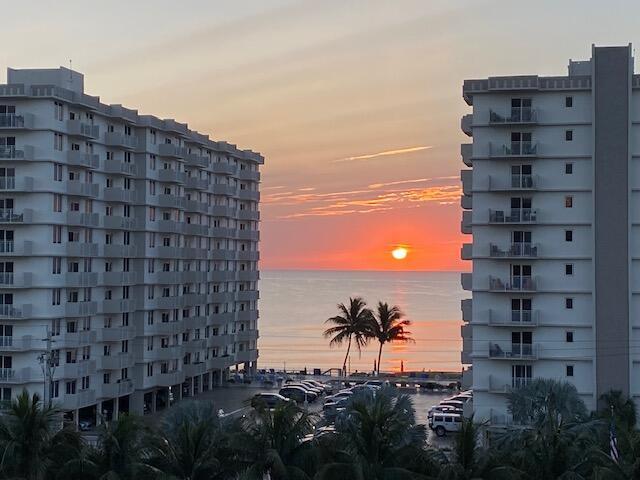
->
113 399 119 421
74 409 79 429
96 401 103 425
151 391 157 413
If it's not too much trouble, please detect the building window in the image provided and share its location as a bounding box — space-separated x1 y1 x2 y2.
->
566 365 574 377
565 196 573 208
565 298 574 309
565 130 573 141
566 331 574 343
566 96 573 108
565 230 573 242
565 163 573 174
565 264 573 276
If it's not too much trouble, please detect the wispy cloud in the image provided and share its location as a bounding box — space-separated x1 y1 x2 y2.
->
368 175 458 189
334 145 432 163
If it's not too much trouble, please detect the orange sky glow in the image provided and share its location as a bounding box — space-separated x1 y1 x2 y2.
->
5 0 638 271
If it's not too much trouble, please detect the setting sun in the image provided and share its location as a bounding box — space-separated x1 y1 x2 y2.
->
391 246 408 260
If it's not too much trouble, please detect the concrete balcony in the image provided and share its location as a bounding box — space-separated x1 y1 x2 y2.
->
209 270 236 282
489 276 537 293
183 223 208 236
488 174 537 191
489 209 537 224
155 371 185 387
236 349 258 364
183 339 206 353
147 271 181 284
102 299 137 314
184 316 207 330
55 330 97 348
208 292 235 303
207 356 233 370
146 296 185 310
489 142 538 159
488 342 538 361
0 145 32 160
150 246 181 258
98 353 134 370
210 162 237 175
461 299 472 322
103 244 140 257
66 242 99 257
238 210 260 221
461 114 473 136
158 143 187 158
461 324 472 357
184 200 209 214
144 321 183 336
59 389 97 409
238 270 259 282
64 272 99 288
67 151 100 169
0 335 38 351
65 301 98 317
0 176 33 191
67 120 99 139
461 143 472 167
209 227 236 238
237 230 259 241
58 359 97 378
210 184 237 196
99 379 134 399
104 159 137 176
0 113 34 129
157 194 185 209
461 272 472 291
237 310 259 322
103 187 135 203
184 176 208 190
100 271 138 286
104 132 138 149
209 206 235 217
488 375 533 394
66 212 100 227
0 304 32 319
183 293 207 307
156 219 180 233
461 210 472 234
489 108 537 125
181 271 207 283
182 247 209 260
489 243 539 259
238 169 260 181
237 290 259 302
237 189 260 201
236 329 259 342
461 195 472 210
488 309 539 327
237 251 259 262
0 208 33 224
0 240 33 256
183 362 207 377
185 153 208 168
65 180 99 197
207 335 233 348
461 243 472 260
142 345 182 362
95 326 136 343
158 168 186 183
0 367 38 384
102 215 138 230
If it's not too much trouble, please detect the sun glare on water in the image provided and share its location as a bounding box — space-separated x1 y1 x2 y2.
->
391 246 408 260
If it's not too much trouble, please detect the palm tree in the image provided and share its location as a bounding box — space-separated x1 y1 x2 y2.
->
319 388 440 479
0 390 82 480
369 302 413 375
145 401 238 480
235 401 317 479
324 297 373 375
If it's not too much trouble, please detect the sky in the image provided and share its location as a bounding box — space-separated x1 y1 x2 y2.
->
4 0 640 271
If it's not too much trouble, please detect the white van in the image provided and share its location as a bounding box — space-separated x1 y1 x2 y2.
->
429 412 463 437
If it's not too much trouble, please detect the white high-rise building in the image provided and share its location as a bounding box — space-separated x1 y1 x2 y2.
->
0 67 261 424
460 45 639 424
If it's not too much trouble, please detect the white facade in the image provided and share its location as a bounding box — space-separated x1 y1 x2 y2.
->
461 45 640 425
0 67 261 422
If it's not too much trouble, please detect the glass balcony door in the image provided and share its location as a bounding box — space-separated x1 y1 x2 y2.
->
511 331 533 356
511 164 533 188
511 298 532 323
512 364 532 388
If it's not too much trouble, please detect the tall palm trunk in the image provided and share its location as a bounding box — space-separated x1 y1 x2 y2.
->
342 335 352 375
377 341 384 376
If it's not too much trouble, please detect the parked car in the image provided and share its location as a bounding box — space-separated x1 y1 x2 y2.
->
287 382 323 397
324 390 353 404
428 405 463 418
298 381 326 396
279 386 316 403
439 400 465 410
78 420 93 432
429 413 463 437
250 393 294 409
351 383 379 394
305 379 333 394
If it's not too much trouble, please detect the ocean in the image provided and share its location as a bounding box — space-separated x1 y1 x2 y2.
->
257 270 465 374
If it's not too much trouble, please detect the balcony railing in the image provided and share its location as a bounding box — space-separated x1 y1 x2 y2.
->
489 208 537 223
0 146 24 159
511 174 535 189
489 108 537 124
0 209 24 223
489 276 536 292
488 342 538 360
489 374 533 393
0 114 33 129
489 142 538 157
489 243 538 258
488 309 539 326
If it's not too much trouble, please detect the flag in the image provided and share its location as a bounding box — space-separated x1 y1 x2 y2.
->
610 418 620 463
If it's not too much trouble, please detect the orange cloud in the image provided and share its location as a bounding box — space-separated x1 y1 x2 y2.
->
333 145 432 163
